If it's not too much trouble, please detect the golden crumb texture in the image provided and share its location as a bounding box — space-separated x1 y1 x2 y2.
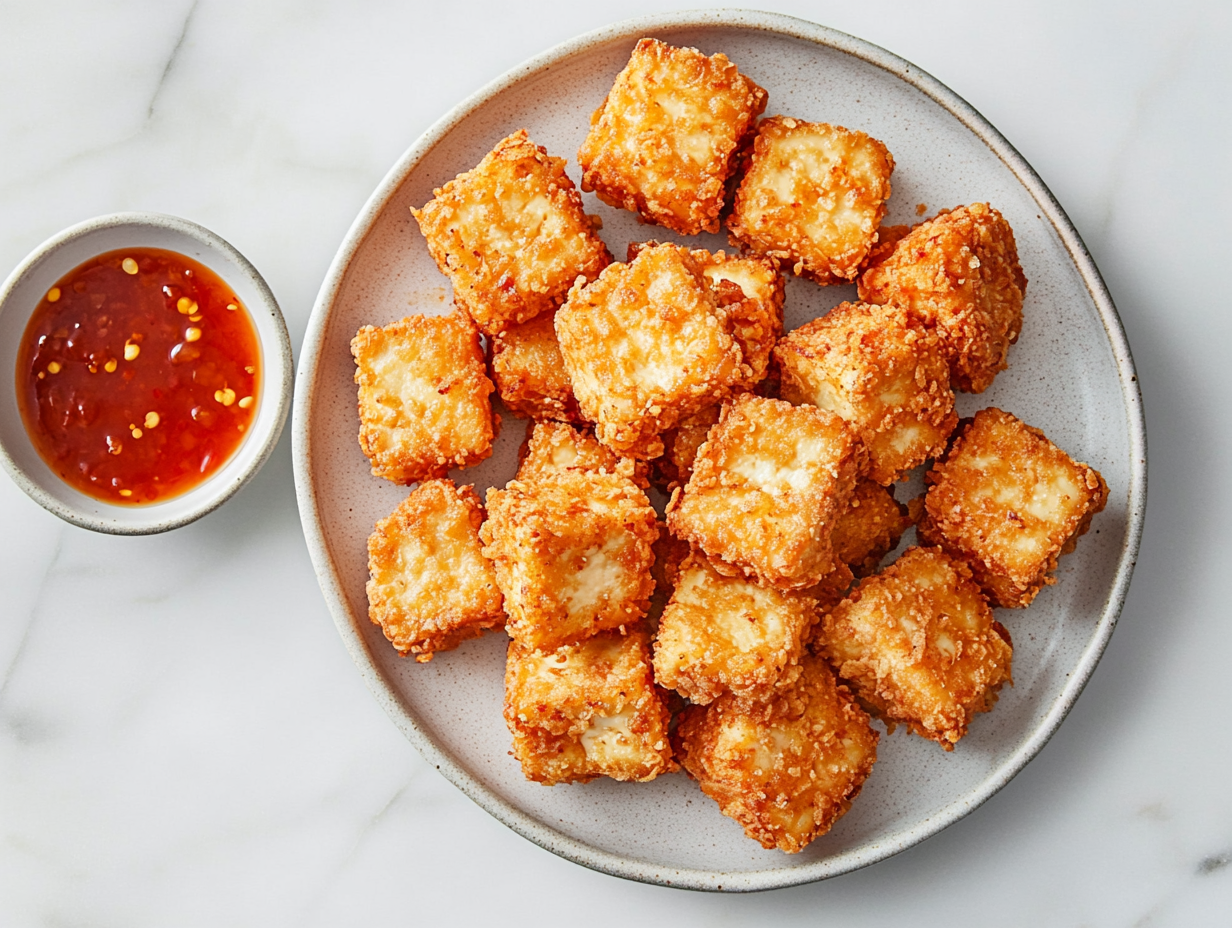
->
917 408 1108 607
488 311 581 422
668 393 866 590
818 546 1013 749
858 203 1027 393
728 117 894 284
366 480 505 661
505 629 675 784
654 552 819 704
775 301 957 484
676 654 878 853
351 312 495 484
481 469 658 651
831 479 914 578
515 420 648 489
412 129 611 334
579 38 767 236
556 243 745 458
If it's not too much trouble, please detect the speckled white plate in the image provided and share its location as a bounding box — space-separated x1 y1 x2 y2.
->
292 11 1146 892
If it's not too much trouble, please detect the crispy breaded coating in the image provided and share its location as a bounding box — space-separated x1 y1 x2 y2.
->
505 630 675 784
858 203 1027 393
481 469 658 651
676 654 878 853
647 523 691 633
515 420 648 489
695 250 785 389
917 408 1109 608
626 242 786 391
555 243 744 458
727 117 894 284
366 480 504 661
818 546 1013 750
858 223 912 274
652 401 722 491
579 38 767 236
412 129 611 334
351 312 495 484
800 561 856 617
654 552 818 704
667 393 866 590
831 479 913 577
488 311 580 422
775 301 957 485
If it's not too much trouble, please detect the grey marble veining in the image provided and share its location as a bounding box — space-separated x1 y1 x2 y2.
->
1 0 1228 924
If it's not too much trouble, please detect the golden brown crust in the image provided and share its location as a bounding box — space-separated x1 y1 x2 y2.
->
515 420 648 489
481 469 658 651
727 117 894 284
366 480 505 661
858 203 1027 393
651 401 723 492
505 629 675 784
818 546 1013 749
775 301 957 485
675 654 878 853
412 129 611 334
555 243 744 458
692 250 785 390
578 38 767 235
916 408 1109 608
653 552 819 704
351 312 495 484
488 311 581 422
667 393 866 590
831 479 914 577
647 523 691 633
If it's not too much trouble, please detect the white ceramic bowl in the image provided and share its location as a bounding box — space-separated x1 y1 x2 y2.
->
294 11 1146 891
0 212 293 534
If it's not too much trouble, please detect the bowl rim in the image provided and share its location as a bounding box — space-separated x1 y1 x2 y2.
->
0 210 293 535
291 9 1148 892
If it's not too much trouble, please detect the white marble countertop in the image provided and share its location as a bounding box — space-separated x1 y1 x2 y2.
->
1 1 1228 923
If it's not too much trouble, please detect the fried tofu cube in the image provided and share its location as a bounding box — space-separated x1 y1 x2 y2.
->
858 203 1027 393
652 402 722 491
668 393 865 590
366 480 504 661
627 242 786 391
481 469 658 651
578 38 767 236
858 223 912 274
694 250 785 389
727 117 894 284
818 546 1013 749
647 523 691 632
488 311 580 422
675 654 878 853
515 420 648 489
411 130 611 334
800 562 856 617
831 479 913 577
555 243 744 458
654 552 818 704
505 630 675 784
775 301 957 485
917 408 1109 608
351 313 495 484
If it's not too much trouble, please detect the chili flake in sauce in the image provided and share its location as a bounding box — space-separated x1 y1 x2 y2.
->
15 248 261 504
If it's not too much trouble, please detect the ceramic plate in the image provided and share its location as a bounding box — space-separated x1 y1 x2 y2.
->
292 11 1146 891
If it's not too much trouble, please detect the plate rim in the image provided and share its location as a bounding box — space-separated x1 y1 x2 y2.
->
291 8 1148 892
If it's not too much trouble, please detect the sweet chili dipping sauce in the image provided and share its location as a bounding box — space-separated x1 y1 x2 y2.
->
16 248 261 504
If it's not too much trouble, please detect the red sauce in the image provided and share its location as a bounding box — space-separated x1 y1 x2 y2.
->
15 248 261 504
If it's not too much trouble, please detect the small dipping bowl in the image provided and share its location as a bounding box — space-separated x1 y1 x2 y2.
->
0 213 292 534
